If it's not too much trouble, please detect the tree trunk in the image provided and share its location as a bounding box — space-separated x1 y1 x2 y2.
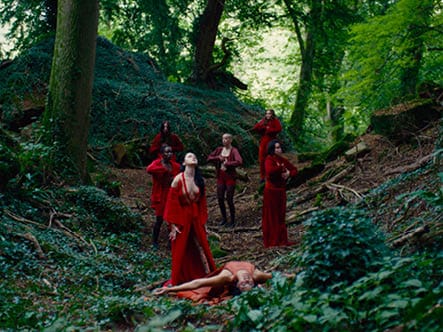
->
289 28 315 136
192 0 225 83
43 0 99 183
286 0 322 139
399 0 432 98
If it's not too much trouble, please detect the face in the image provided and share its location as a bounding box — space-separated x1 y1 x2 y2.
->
184 152 198 166
222 134 232 146
274 143 283 155
162 146 173 160
162 122 170 134
265 110 273 119
236 272 254 292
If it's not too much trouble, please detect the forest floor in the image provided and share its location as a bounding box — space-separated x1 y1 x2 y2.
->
109 120 439 274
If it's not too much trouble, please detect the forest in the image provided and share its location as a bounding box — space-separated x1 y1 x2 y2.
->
0 0 442 331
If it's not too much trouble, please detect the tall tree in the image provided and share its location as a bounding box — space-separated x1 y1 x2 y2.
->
43 0 99 183
191 0 225 85
283 0 321 138
339 0 441 111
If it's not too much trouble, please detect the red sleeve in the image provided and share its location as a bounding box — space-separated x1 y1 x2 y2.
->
207 147 221 163
264 156 283 177
253 119 266 134
170 134 184 152
146 159 167 174
284 158 298 177
265 118 282 135
149 134 162 154
225 147 243 167
163 184 185 227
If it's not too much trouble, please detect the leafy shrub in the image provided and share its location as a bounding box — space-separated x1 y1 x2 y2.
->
299 207 388 289
66 186 142 234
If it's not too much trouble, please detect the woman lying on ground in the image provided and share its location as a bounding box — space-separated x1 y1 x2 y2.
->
153 261 272 296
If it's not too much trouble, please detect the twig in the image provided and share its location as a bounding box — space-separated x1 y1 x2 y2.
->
390 225 429 247
19 232 46 259
326 183 363 201
134 279 168 292
384 152 437 176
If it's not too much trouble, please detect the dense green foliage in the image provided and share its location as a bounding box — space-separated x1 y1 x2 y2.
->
0 37 269 168
297 208 388 290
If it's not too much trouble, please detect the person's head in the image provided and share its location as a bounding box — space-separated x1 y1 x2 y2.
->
160 144 173 161
183 152 198 167
222 133 233 147
160 121 171 135
264 109 275 120
236 271 255 292
267 139 283 156
181 152 205 193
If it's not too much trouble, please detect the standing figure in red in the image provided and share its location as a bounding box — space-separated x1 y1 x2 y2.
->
149 120 184 158
207 133 243 227
262 139 298 248
146 144 181 249
252 109 282 181
163 152 216 285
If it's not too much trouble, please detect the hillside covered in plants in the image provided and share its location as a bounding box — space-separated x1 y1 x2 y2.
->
0 36 442 331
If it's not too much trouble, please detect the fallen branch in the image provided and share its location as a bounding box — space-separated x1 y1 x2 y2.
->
287 207 318 225
391 225 430 247
134 279 167 292
19 232 46 259
326 183 364 202
384 152 437 176
295 165 355 204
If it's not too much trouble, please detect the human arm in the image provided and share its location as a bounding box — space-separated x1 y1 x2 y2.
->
146 159 167 175
149 134 162 154
170 134 184 152
224 147 243 167
265 118 282 135
253 269 273 284
153 270 232 295
206 147 222 163
252 118 267 134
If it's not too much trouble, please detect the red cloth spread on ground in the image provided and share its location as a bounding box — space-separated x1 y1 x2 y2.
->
163 174 216 285
252 118 282 179
262 154 297 248
149 133 184 156
146 158 180 217
175 262 256 304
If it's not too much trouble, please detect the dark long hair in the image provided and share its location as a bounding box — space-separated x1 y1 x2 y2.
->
267 139 282 156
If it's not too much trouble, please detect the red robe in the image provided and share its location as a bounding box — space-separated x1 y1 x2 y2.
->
252 117 282 179
149 133 184 156
163 174 216 285
206 146 243 184
262 154 297 248
146 158 181 217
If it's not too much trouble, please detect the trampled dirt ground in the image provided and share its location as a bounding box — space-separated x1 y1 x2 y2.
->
110 120 440 272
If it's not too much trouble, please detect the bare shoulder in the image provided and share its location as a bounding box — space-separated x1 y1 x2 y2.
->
171 173 181 187
219 269 235 282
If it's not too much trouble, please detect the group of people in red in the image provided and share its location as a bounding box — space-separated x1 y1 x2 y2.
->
146 110 297 298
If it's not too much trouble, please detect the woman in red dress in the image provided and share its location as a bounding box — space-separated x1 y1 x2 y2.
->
163 152 216 285
262 139 298 248
207 133 243 227
146 144 181 249
252 109 282 181
149 120 184 157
